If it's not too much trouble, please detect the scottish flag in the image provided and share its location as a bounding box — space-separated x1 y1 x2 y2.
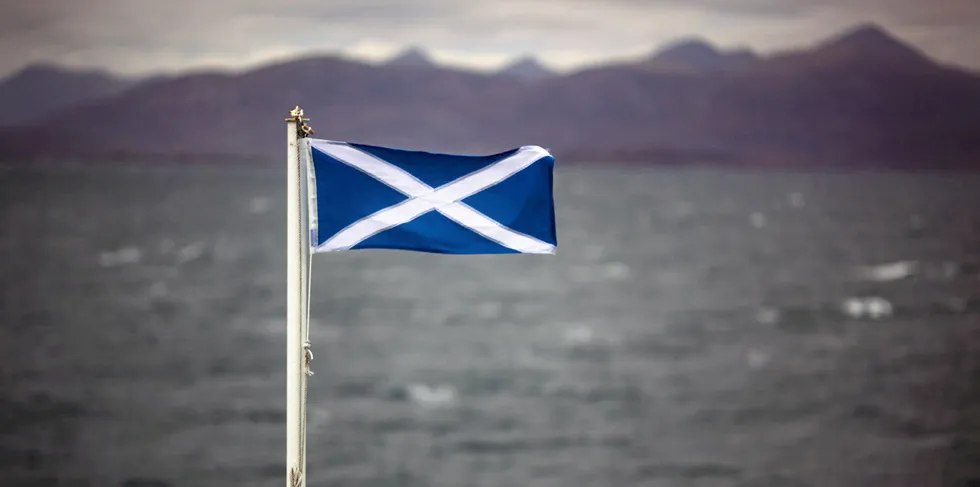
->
302 139 557 255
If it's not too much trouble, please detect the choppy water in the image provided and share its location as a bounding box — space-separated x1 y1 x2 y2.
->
2 163 980 487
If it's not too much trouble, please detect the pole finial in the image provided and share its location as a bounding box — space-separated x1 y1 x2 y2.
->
286 105 315 137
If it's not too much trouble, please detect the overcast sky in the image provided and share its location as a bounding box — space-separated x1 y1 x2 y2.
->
1 0 978 78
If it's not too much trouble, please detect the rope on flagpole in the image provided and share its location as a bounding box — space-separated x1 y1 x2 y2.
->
298 111 316 487
298 110 314 486
286 106 314 487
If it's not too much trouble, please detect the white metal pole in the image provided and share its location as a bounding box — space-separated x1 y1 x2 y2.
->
299 116 313 487
285 106 306 487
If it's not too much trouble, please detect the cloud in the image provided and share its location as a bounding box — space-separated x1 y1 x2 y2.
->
0 0 977 77
574 0 813 18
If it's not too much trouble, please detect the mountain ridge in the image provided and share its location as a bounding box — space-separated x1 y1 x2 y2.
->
2 23 979 169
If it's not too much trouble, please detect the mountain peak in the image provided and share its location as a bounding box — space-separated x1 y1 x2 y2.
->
647 38 757 71
386 46 434 68
834 23 897 45
499 55 553 81
815 22 932 66
651 38 719 64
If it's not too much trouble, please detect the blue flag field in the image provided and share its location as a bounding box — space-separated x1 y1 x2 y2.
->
301 139 557 255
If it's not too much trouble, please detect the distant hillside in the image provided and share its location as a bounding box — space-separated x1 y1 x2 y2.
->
385 47 436 69
0 64 136 126
498 56 554 81
642 38 759 72
1 23 979 169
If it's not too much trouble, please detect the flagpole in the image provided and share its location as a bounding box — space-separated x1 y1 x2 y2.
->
285 106 313 487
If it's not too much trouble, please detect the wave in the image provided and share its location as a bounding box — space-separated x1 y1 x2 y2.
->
98 246 141 267
840 297 894 319
854 261 918 282
405 383 457 408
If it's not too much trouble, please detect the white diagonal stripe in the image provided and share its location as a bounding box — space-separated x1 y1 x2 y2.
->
311 140 431 196
322 197 435 251
312 142 554 253
430 146 550 203
439 203 556 254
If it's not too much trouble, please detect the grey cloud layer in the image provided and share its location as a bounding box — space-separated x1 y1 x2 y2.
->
0 0 977 76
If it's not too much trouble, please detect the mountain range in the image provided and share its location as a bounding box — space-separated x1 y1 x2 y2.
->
1 23 979 169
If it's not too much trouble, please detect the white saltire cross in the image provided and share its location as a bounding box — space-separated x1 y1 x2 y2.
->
310 141 555 254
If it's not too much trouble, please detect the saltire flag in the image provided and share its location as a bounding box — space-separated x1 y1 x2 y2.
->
300 139 557 255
